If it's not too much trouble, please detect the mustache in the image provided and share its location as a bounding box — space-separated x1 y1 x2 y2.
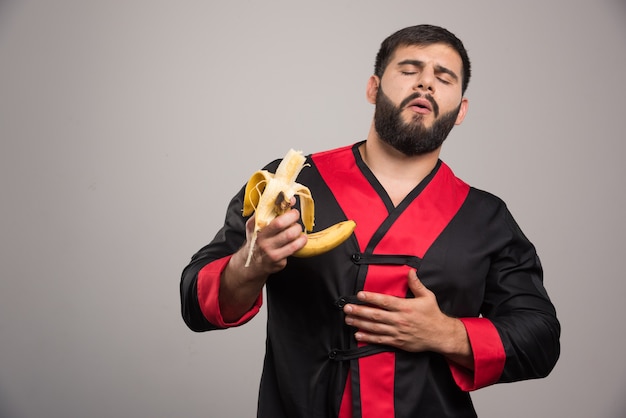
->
399 92 439 118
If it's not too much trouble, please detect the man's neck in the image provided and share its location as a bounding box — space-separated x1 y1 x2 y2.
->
360 125 441 206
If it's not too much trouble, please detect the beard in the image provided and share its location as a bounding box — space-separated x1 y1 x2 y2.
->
374 87 461 156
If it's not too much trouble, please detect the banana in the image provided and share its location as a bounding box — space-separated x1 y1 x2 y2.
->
242 149 355 266
292 220 357 258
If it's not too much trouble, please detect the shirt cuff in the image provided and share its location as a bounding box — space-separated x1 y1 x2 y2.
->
448 317 506 391
197 255 263 328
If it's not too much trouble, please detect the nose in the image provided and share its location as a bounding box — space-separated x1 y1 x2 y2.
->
413 67 435 93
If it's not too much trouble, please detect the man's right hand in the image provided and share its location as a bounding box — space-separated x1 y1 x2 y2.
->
218 209 307 322
241 209 308 275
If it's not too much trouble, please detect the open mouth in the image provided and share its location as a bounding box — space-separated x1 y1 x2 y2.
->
406 98 433 114
401 94 439 117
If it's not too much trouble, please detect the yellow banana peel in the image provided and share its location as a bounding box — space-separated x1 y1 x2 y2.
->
242 149 356 266
292 219 356 258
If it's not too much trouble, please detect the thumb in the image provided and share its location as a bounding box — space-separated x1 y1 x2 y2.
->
245 215 256 237
407 269 428 297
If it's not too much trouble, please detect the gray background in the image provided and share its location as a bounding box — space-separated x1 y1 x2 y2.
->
1 1 625 417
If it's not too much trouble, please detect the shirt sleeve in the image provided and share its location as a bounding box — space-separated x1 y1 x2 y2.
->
180 161 281 332
196 255 263 328
445 193 560 390
180 183 253 331
448 317 506 391
468 200 560 385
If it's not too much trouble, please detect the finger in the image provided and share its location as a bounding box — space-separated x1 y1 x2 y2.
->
245 214 256 235
355 290 398 312
354 330 385 345
344 304 393 326
274 208 301 228
407 269 429 297
260 221 302 246
274 225 307 255
256 209 300 242
256 224 305 262
258 209 299 236
351 316 407 346
354 327 394 345
345 311 395 335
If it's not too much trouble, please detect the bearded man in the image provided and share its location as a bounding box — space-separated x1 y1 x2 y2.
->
180 24 560 418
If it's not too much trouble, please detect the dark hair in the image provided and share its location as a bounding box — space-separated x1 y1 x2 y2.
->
374 24 471 94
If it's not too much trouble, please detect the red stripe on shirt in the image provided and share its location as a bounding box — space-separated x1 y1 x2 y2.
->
314 146 471 418
196 255 262 328
448 317 506 391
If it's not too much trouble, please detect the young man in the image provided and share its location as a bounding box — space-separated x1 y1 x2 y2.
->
180 24 560 418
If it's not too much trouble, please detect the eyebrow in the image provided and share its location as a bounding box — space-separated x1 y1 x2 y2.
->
397 59 459 82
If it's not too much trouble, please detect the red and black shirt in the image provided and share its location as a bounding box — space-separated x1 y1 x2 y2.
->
180 142 560 418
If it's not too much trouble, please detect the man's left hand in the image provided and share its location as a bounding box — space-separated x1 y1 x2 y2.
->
343 269 472 366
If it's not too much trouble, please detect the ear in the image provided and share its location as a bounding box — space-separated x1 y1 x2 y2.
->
454 97 469 125
366 75 380 104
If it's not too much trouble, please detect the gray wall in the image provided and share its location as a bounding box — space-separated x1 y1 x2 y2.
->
1 1 625 417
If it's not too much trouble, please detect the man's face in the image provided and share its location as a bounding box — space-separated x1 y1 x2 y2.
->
374 87 461 156
369 43 468 156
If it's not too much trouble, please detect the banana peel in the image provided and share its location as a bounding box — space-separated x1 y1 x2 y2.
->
292 219 356 258
242 149 356 267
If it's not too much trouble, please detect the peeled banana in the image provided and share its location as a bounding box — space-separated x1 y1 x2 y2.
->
242 149 356 266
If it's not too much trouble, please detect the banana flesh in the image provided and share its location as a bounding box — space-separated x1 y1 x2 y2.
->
242 149 355 266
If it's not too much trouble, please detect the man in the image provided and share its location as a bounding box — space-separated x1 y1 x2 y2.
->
180 24 560 418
